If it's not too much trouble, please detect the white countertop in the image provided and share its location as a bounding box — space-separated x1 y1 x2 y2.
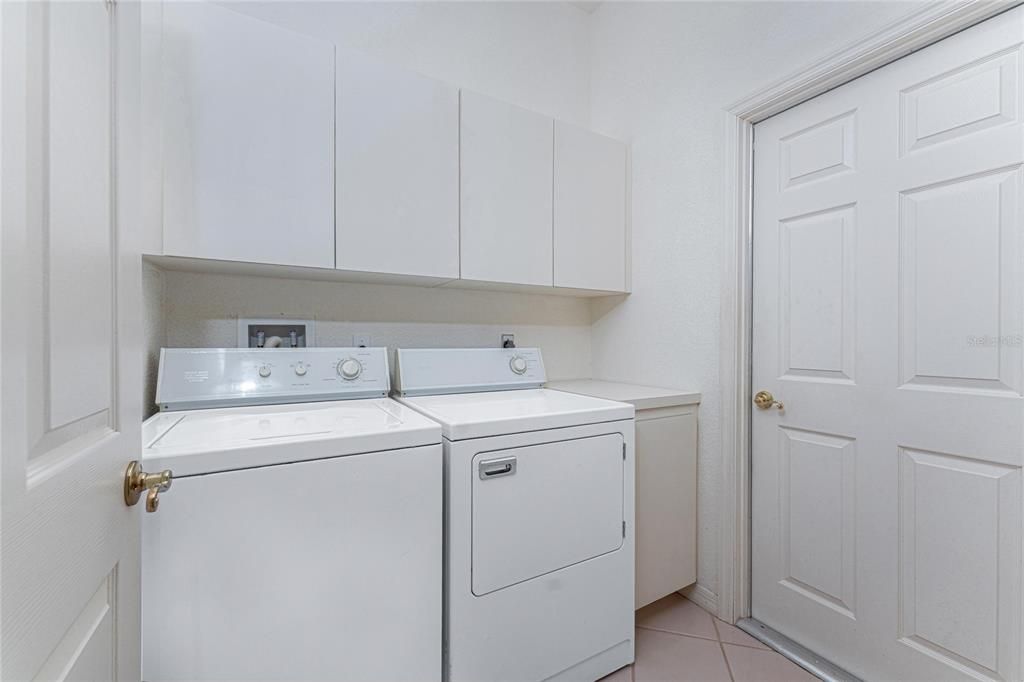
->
545 380 701 411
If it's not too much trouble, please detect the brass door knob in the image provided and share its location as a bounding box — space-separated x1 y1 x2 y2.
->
754 390 784 410
124 460 173 512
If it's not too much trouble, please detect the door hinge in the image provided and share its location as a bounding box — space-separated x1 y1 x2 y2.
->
622 521 626 538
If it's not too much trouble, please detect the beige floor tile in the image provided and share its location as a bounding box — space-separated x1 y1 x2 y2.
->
633 629 732 682
723 643 820 681
635 595 718 639
599 664 633 682
714 619 769 650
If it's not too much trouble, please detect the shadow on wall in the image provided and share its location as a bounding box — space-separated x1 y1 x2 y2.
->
591 294 629 323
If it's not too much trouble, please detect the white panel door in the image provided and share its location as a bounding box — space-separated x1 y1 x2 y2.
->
2 1 143 680
553 121 627 292
336 49 459 280
752 7 1024 681
161 1 334 268
460 90 554 286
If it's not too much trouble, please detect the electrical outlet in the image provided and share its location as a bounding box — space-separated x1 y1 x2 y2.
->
501 334 515 348
352 333 372 348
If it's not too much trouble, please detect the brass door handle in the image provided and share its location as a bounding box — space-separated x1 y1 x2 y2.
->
124 460 173 512
754 390 784 410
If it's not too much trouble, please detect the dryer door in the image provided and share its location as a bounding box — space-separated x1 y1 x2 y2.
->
471 432 625 595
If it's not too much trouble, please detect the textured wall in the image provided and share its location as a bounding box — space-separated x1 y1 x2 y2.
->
587 1 923 602
220 0 593 127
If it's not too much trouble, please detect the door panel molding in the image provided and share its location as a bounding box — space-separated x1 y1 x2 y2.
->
32 568 118 682
720 0 1023 627
779 110 858 190
777 204 857 384
898 164 1023 396
777 427 857 620
898 447 1021 681
899 44 1022 156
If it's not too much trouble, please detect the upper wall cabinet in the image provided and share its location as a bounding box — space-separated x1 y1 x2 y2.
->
336 49 459 280
153 4 630 296
460 91 554 287
553 122 628 292
161 3 335 268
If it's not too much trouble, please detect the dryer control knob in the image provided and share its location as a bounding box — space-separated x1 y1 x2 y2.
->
509 356 528 375
258 364 272 378
338 358 363 381
294 363 307 376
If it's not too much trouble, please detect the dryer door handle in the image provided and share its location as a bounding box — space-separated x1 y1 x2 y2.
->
479 457 517 480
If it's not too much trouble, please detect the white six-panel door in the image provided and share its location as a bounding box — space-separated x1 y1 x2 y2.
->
2 1 143 680
752 7 1024 681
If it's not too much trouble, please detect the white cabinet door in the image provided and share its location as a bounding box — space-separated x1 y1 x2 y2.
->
554 122 627 292
3 1 143 679
336 50 459 280
635 408 697 608
460 90 553 286
161 2 334 268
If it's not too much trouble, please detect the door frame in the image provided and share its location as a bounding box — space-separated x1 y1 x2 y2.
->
717 0 1020 625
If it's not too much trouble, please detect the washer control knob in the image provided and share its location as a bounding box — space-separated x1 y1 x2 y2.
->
338 358 363 381
294 363 307 376
509 355 528 375
258 365 272 378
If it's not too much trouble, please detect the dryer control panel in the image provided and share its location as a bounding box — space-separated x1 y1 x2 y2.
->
156 347 390 411
394 347 546 396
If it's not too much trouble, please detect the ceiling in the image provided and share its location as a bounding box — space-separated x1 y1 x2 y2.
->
569 1 603 14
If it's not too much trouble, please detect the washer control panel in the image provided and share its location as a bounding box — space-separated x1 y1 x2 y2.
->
394 347 546 396
156 347 390 411
509 355 528 375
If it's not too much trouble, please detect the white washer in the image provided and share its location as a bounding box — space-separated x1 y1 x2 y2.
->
142 347 442 682
393 348 636 682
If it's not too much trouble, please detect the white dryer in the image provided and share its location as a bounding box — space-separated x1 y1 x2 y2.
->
393 348 636 682
141 347 442 682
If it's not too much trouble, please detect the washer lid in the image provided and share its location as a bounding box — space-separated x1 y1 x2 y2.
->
142 398 441 476
396 388 634 440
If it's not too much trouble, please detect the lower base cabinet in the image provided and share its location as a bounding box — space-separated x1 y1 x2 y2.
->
545 380 700 609
634 403 698 608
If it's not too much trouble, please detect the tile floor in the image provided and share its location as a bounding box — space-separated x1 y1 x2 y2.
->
601 594 820 682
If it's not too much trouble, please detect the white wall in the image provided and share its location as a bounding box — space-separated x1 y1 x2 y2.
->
163 271 592 368
145 270 593 417
587 1 923 604
221 0 593 127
